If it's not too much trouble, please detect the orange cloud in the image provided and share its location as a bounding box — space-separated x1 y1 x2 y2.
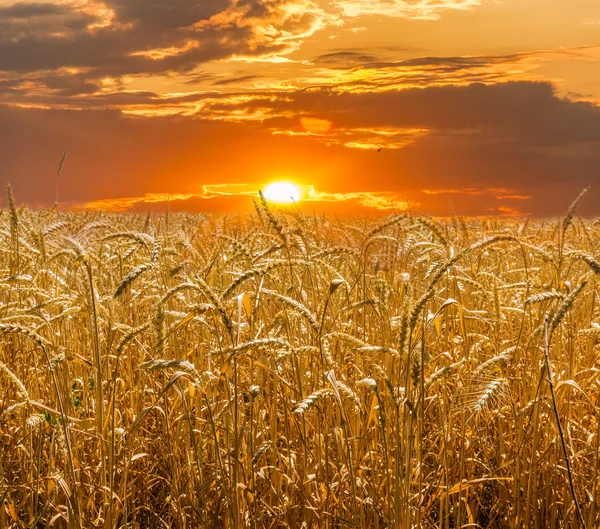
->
335 0 484 20
422 188 482 196
201 183 258 198
274 125 430 150
305 186 412 210
74 183 416 213
488 188 532 201
490 206 528 217
300 116 333 133
194 0 335 57
422 188 532 201
77 193 195 212
129 41 200 61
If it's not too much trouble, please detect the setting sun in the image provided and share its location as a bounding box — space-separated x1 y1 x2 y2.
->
262 181 302 204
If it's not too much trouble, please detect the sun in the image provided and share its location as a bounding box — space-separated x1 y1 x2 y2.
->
262 181 302 204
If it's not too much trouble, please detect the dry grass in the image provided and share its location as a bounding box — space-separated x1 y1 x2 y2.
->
1 194 600 528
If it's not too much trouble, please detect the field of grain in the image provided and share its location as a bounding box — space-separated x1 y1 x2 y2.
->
1 187 599 528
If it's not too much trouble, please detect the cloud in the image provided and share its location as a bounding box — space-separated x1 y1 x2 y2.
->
201 183 259 198
299 46 599 94
5 43 588 111
0 2 71 18
487 206 526 217
421 187 532 212
305 186 411 210
313 49 381 66
0 0 504 104
103 0 224 30
334 0 483 20
422 188 483 196
5 80 600 153
0 0 332 82
77 192 195 212
194 0 334 54
183 81 600 153
212 74 262 86
422 188 531 199
273 125 429 150
74 183 533 216
73 183 269 212
0 0 595 112
75 183 412 212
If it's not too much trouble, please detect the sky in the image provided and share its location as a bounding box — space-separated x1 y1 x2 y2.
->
1 0 599 216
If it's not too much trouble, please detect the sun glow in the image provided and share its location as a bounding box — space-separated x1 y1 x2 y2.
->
262 181 302 204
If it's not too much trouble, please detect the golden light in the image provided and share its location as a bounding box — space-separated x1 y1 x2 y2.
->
262 181 302 204
300 116 332 134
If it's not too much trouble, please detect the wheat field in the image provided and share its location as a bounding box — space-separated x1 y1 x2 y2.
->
1 186 599 528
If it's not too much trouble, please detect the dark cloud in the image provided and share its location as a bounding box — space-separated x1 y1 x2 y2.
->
104 0 226 30
0 23 208 75
0 0 328 87
314 49 381 66
0 2 563 106
0 2 97 38
212 75 261 86
312 46 435 68
398 56 499 69
39 73 103 96
0 2 70 18
207 81 600 147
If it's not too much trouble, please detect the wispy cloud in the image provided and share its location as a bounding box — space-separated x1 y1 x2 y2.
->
423 188 531 201
2 38 598 113
74 182 413 212
487 206 528 217
194 0 336 56
201 183 259 198
334 0 483 20
77 193 195 212
272 125 429 150
76 184 531 214
422 188 482 196
418 187 532 217
76 183 263 211
305 186 412 210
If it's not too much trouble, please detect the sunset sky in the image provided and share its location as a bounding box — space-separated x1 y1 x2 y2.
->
1 0 600 215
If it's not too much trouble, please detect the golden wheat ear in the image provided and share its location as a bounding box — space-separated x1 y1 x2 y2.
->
562 186 590 234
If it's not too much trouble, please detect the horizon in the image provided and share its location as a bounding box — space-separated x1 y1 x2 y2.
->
1 0 599 216
5 186 595 221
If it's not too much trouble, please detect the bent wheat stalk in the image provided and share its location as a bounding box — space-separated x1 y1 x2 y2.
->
544 316 587 529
